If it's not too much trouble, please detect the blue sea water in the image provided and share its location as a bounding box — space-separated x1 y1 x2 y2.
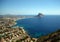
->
16 15 60 38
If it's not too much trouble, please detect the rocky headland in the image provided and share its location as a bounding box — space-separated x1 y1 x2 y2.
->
36 13 43 17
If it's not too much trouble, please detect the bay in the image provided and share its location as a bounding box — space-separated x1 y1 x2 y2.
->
16 15 60 38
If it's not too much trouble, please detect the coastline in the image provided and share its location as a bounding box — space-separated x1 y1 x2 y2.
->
0 16 60 42
0 17 37 42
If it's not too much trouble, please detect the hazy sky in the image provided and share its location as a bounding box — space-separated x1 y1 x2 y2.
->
0 0 60 15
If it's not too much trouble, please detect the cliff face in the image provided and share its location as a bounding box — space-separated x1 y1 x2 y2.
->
37 30 60 42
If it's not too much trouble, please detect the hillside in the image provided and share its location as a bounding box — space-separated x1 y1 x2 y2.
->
0 17 37 42
37 30 60 42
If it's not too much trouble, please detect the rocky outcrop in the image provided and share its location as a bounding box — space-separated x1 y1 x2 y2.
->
36 13 43 17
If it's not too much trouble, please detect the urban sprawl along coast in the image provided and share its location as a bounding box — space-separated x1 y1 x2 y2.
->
0 16 37 42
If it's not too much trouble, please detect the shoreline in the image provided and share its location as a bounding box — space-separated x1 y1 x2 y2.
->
0 17 38 42
0 16 60 42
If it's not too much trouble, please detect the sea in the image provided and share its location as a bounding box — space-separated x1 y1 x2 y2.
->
16 15 60 38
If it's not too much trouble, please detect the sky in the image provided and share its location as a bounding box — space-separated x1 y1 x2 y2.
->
0 0 60 15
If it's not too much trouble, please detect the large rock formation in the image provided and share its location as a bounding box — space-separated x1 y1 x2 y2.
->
36 13 43 17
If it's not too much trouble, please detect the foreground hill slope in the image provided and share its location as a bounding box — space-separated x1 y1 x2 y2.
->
37 30 60 42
